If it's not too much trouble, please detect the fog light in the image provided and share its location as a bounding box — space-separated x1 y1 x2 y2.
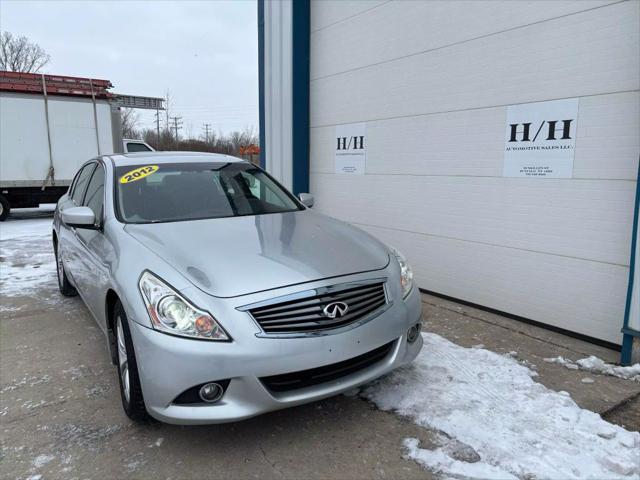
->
199 382 224 403
407 324 421 343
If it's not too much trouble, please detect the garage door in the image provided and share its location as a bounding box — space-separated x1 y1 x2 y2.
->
308 0 640 344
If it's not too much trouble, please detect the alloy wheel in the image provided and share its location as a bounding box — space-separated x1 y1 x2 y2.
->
116 316 130 403
56 245 64 285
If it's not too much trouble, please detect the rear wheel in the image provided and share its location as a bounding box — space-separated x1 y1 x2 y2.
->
0 194 9 221
55 240 77 297
114 301 149 422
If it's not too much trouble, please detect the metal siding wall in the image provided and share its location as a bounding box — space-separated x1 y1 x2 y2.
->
263 0 293 189
308 0 640 344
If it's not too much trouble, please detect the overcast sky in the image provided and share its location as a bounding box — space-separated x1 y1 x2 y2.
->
1 0 258 137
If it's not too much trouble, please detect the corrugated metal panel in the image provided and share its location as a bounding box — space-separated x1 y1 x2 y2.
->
114 94 164 110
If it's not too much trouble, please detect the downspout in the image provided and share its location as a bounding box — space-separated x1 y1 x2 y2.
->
258 0 266 169
621 157 640 365
40 74 55 189
291 0 310 195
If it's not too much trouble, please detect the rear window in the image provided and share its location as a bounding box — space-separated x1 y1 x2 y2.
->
114 162 302 224
126 142 152 152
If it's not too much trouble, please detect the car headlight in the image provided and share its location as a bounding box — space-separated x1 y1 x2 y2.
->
390 247 414 298
138 271 229 341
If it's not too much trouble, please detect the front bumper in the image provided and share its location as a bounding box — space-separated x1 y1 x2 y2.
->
128 281 423 425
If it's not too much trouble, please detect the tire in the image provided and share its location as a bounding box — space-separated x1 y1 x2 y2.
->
0 194 9 221
114 301 150 422
55 240 78 297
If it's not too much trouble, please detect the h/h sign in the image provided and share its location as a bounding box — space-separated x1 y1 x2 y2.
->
335 122 366 174
337 134 365 151
504 98 579 178
508 119 573 143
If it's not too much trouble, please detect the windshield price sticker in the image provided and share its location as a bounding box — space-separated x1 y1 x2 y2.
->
119 165 159 184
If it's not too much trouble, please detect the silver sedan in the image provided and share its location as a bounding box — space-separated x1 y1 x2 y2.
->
53 152 423 424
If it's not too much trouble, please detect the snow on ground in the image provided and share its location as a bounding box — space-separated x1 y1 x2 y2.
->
0 217 56 298
0 216 53 241
362 333 640 480
32 453 55 469
544 355 640 382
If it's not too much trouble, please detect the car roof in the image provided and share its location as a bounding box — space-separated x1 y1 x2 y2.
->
105 151 248 167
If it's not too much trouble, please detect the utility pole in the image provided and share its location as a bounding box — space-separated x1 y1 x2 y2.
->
154 109 161 147
164 91 170 133
202 123 212 144
170 116 182 150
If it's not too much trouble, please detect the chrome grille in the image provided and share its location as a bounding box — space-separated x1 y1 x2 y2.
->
247 281 387 334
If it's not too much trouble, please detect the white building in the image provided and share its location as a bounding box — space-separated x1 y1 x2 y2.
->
258 0 640 360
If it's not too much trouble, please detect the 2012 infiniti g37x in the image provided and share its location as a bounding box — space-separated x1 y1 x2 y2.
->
53 152 423 424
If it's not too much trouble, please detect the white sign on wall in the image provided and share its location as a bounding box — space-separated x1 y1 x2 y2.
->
503 98 579 178
335 122 366 174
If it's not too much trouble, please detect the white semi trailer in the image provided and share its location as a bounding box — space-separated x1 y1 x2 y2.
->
0 71 159 220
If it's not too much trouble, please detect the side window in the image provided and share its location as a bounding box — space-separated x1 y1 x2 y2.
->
68 172 79 196
71 164 96 205
239 171 288 208
82 164 105 225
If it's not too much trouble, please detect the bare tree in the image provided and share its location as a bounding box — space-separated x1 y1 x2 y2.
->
0 32 50 73
229 126 258 153
140 125 259 155
121 108 141 138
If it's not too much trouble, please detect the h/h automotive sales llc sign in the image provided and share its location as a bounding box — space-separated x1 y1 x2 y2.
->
503 98 579 178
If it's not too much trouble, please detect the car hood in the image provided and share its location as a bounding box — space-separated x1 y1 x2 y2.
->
124 211 390 298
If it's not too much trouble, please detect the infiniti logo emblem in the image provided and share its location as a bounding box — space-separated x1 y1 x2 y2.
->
323 301 349 319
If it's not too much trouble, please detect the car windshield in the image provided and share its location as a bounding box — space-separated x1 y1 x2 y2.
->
115 161 303 223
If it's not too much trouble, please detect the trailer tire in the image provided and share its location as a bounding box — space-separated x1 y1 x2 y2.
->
0 194 9 221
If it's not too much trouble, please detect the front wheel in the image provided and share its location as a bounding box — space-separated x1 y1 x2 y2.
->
114 301 149 422
55 240 77 297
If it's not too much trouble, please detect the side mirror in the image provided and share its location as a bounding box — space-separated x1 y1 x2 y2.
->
61 206 97 229
299 193 314 208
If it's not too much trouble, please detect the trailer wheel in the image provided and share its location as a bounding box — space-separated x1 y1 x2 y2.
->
0 194 9 221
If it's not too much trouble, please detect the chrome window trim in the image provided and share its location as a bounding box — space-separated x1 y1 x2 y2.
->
237 277 391 339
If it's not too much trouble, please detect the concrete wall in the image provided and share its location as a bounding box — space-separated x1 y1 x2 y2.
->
308 0 640 344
